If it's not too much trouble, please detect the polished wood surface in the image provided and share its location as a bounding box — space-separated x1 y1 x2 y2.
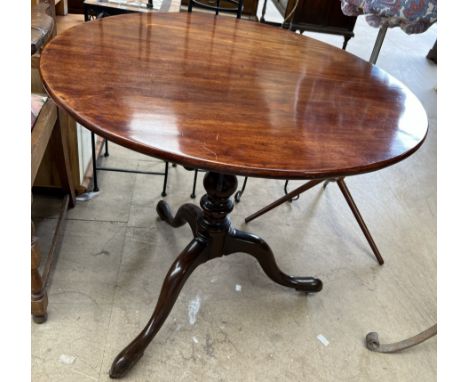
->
40 13 427 180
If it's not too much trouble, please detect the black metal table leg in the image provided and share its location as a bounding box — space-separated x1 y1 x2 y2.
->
104 138 109 157
190 169 198 199
161 162 169 197
284 180 300 202
234 176 248 203
90 131 99 192
260 0 268 22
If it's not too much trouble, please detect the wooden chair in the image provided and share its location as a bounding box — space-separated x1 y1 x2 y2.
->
31 0 76 323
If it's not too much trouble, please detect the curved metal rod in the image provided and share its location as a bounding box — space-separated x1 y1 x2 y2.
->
234 176 248 203
366 324 437 353
284 180 300 202
245 179 323 223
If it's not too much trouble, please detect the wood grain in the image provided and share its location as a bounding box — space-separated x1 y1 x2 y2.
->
40 13 428 180
31 99 57 183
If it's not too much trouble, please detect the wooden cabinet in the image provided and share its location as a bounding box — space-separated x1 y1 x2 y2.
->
67 0 84 13
266 0 357 48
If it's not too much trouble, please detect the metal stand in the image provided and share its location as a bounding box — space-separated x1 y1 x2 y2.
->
90 132 169 196
245 177 384 265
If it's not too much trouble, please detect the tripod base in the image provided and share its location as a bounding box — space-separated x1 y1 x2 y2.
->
109 171 322 378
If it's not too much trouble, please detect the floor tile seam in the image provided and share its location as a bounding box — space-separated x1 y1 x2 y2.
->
31 216 61 221
124 158 145 226
135 157 166 163
125 223 160 230
85 155 150 377
64 217 129 224
96 225 128 379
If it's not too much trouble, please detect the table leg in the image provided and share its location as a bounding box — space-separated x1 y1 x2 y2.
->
260 0 268 22
109 171 322 378
109 239 209 378
245 179 323 223
156 202 202 237
369 24 388 65
224 230 322 292
246 177 384 265
336 178 384 265
31 224 48 324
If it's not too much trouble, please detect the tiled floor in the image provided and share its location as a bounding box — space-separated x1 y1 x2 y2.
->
32 5 437 382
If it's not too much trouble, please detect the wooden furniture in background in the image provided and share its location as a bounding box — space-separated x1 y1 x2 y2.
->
261 0 357 49
31 97 76 323
32 4 88 195
31 0 68 15
40 12 428 377
31 85 85 195
31 1 56 54
55 0 68 15
31 0 76 323
67 0 83 13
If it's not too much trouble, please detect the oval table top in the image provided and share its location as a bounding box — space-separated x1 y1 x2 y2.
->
40 12 428 180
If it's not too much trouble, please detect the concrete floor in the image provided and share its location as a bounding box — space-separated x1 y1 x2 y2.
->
32 6 437 382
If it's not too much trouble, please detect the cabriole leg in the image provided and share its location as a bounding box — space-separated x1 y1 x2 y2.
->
225 229 322 292
109 239 209 378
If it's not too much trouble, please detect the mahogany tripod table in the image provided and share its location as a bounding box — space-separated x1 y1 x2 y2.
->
39 12 428 378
